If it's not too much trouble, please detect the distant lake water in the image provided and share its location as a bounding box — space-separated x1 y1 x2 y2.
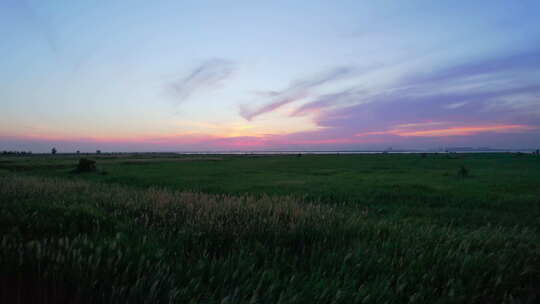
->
173 150 532 155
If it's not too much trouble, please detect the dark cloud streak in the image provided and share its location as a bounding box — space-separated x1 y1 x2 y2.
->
171 59 235 103
403 49 540 85
240 66 355 121
8 0 58 54
290 88 365 117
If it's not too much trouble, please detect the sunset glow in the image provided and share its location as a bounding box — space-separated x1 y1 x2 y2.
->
393 125 537 137
357 124 538 138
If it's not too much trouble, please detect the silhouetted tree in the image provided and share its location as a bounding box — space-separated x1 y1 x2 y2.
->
96 150 101 155
51 147 57 155
76 150 80 155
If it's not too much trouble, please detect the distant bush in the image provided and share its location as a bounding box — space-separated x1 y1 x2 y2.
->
446 152 460 159
1 151 32 156
457 165 469 178
75 158 96 173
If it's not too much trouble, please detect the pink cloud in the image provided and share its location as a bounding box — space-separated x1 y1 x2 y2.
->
356 123 538 138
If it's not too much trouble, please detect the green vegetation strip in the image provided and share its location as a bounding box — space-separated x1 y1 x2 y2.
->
1 174 539 303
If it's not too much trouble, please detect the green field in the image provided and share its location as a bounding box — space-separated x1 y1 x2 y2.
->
1 153 539 303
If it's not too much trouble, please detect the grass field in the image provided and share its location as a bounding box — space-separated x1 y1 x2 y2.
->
1 153 539 303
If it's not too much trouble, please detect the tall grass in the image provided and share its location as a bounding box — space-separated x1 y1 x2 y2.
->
1 174 539 303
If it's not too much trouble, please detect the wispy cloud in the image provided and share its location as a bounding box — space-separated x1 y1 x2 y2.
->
290 88 365 117
11 0 58 54
316 83 540 140
170 59 235 103
251 48 540 149
405 50 540 85
7 0 105 73
239 67 355 121
314 48 540 131
443 102 467 109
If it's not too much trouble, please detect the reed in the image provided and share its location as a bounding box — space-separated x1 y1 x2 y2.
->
1 174 539 303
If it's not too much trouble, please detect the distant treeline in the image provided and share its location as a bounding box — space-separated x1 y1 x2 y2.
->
1 151 32 156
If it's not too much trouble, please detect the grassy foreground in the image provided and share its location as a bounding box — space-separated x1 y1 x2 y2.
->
1 154 539 303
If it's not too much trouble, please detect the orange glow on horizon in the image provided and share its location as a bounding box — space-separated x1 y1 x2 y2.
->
356 124 538 138
4 122 537 151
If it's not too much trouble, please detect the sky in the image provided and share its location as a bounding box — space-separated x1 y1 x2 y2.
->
1 0 539 152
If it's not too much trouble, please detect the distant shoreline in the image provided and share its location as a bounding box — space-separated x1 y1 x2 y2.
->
3 150 537 155
170 150 536 155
